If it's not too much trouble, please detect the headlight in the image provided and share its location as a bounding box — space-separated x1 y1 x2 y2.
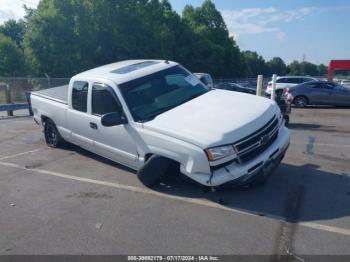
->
205 145 236 161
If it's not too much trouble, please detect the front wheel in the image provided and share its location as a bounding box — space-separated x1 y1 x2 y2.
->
294 96 308 108
44 119 65 148
137 155 177 187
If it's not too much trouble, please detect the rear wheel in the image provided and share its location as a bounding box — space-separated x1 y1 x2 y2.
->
43 119 66 148
294 96 308 108
137 155 177 187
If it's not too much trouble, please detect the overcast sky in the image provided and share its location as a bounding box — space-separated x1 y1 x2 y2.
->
1 0 349 65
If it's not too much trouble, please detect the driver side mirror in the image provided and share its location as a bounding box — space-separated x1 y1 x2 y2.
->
101 112 128 127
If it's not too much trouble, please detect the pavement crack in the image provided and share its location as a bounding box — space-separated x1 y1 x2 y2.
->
273 185 305 261
304 136 315 155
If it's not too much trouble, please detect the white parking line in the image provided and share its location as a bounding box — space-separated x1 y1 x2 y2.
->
292 141 350 148
0 149 41 160
299 222 350 236
1 159 350 237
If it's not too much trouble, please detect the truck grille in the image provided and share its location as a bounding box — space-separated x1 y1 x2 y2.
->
233 115 279 163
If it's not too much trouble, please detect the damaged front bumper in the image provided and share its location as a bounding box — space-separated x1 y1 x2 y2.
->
184 126 290 187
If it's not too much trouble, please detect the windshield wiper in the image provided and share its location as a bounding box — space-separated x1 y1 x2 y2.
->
138 105 177 123
177 92 205 106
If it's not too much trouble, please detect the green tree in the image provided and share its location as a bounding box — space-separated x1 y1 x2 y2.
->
317 64 328 76
299 61 318 76
24 0 83 76
287 60 301 75
242 51 267 77
0 19 26 48
182 0 244 78
23 0 197 77
287 60 324 76
0 33 25 76
267 57 287 76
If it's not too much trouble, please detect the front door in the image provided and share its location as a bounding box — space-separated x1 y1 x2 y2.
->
304 82 330 104
325 83 350 106
89 82 139 169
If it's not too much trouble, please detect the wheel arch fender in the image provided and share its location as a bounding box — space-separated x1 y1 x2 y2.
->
141 143 210 176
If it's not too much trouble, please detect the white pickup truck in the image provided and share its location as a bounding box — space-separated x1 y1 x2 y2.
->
31 60 290 187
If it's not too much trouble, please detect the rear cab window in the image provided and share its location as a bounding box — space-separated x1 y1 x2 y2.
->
72 81 88 112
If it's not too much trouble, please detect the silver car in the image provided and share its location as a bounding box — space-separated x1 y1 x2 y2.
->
290 81 350 107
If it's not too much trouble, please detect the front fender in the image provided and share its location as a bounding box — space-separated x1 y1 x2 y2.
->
136 127 211 175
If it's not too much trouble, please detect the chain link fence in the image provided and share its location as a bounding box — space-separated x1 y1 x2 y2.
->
0 77 70 104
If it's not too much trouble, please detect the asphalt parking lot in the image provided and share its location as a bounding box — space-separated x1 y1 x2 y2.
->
0 108 350 256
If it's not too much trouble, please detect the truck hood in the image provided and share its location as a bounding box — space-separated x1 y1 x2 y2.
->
142 89 279 148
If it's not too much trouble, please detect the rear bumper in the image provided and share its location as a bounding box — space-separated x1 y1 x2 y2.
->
183 126 290 187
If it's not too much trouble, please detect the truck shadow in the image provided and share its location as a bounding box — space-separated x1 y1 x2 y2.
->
66 145 350 223
154 162 350 223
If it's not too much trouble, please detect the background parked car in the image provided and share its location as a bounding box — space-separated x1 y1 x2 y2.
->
216 82 291 125
290 81 350 107
341 80 350 88
215 82 257 95
193 73 214 89
266 76 318 95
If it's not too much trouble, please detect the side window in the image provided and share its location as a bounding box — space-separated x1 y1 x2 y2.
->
91 83 121 116
294 78 304 84
335 84 344 89
72 81 88 112
276 78 285 83
305 82 322 89
324 83 335 89
301 78 313 83
289 78 302 84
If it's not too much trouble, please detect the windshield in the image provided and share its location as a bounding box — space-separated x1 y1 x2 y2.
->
118 65 209 122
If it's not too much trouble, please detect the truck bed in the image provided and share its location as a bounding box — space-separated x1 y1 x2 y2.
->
31 85 68 104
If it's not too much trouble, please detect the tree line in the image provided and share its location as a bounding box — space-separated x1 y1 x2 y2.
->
0 0 328 79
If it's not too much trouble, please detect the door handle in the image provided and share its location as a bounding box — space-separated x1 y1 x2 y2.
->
89 122 98 130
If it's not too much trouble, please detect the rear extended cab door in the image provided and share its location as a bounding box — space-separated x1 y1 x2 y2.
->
67 80 96 151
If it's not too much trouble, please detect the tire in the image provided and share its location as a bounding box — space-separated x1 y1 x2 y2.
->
294 96 308 108
137 155 176 187
284 115 290 127
43 119 66 148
